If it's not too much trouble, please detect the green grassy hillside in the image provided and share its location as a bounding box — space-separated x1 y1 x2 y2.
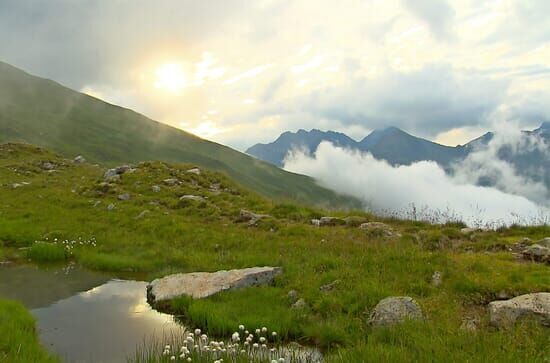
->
0 61 358 208
0 143 548 362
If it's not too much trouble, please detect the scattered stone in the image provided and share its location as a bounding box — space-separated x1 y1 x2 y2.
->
319 217 346 226
41 162 55 170
311 219 321 227
180 195 206 202
93 201 101 207
537 238 550 248
291 298 307 310
239 209 270 226
163 178 180 186
104 169 119 180
522 244 550 263
11 183 24 189
118 193 131 201
135 210 150 219
74 155 86 163
187 168 201 175
431 271 442 287
147 266 282 302
107 203 115 211
488 292 550 328
287 290 299 303
320 280 341 293
368 296 424 327
359 222 401 238
460 318 480 332
115 165 132 174
496 290 512 300
152 185 161 193
460 228 478 235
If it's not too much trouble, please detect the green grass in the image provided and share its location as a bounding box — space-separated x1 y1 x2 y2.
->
0 143 549 362
0 299 59 363
27 242 67 262
0 61 359 209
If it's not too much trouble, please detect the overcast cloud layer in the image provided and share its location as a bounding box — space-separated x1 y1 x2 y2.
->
1 0 550 149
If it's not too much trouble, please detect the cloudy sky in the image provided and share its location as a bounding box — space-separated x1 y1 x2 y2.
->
1 0 549 150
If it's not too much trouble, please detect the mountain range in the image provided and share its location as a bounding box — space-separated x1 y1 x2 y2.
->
247 123 550 188
0 61 359 208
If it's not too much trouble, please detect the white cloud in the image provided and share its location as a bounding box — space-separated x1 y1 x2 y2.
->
285 142 549 227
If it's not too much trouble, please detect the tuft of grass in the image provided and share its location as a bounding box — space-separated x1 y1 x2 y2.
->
26 242 67 262
0 299 59 363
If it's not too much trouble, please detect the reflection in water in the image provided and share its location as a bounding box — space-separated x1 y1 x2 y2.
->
0 265 186 363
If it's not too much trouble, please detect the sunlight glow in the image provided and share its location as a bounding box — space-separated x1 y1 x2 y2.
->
154 63 187 92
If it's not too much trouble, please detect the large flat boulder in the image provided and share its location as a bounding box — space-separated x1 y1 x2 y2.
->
147 266 282 303
488 292 550 328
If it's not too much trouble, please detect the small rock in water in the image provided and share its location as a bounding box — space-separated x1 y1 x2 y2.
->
488 293 550 328
187 168 201 175
73 155 86 163
118 193 131 201
368 296 424 327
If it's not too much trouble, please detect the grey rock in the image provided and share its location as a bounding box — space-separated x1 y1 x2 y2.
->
360 222 401 238
320 280 341 292
41 162 55 170
488 293 550 328
147 266 282 302
311 219 321 227
152 185 161 193
460 318 480 332
115 165 132 174
287 290 299 303
291 298 307 310
187 168 201 175
104 169 118 180
74 155 86 163
136 210 150 219
118 193 131 201
239 209 270 226
107 203 115 211
537 238 550 248
180 195 206 202
431 271 442 287
368 296 424 327
522 244 550 263
460 228 478 235
319 217 346 226
163 178 180 186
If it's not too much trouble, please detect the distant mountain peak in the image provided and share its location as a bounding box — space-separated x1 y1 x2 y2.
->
538 122 550 131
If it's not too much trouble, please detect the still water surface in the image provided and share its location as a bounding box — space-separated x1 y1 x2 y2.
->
0 264 185 363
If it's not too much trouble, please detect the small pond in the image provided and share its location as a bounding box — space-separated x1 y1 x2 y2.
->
0 263 185 363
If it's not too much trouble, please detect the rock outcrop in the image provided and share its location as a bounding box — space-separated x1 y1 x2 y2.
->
359 222 401 238
238 209 270 226
488 292 550 328
180 195 206 202
147 266 282 303
368 296 423 327
522 244 550 263
319 217 346 226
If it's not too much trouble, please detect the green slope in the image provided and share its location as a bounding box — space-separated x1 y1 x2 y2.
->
0 61 358 208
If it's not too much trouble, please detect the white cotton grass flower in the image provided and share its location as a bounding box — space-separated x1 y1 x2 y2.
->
170 356 176 361
262 327 268 333
239 324 245 330
255 328 261 334
259 337 266 343
272 331 278 337
279 358 285 363
194 328 201 335
253 343 259 348
187 358 192 362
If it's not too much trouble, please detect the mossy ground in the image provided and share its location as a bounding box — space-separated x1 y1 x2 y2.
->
0 143 549 362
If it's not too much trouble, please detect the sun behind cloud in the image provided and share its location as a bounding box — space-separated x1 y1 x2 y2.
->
154 62 187 92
